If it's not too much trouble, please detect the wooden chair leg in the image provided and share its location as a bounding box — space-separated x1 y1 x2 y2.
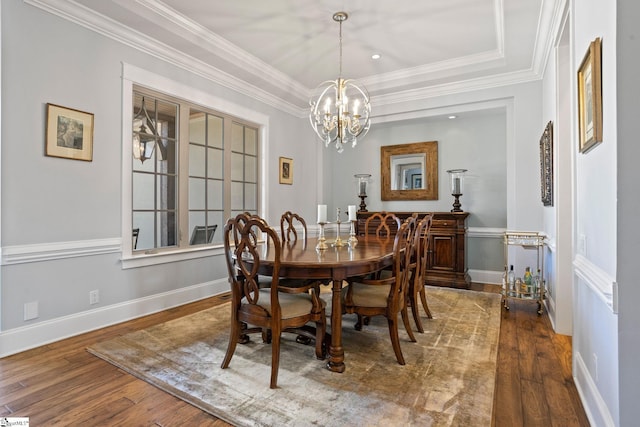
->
270 332 281 389
221 320 240 369
410 291 425 333
387 317 406 365
315 318 326 360
419 288 433 319
401 307 417 343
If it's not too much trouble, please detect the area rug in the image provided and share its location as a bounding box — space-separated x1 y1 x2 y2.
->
87 286 501 426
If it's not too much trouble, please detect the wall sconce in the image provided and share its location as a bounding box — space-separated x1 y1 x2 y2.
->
133 96 164 163
355 173 371 212
446 169 467 212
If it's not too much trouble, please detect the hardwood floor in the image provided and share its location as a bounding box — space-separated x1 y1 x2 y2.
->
0 288 590 426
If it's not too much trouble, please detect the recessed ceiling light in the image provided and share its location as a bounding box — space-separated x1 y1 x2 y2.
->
448 115 457 119
371 54 381 60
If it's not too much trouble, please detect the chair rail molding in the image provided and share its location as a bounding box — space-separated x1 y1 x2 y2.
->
2 238 121 265
573 254 615 313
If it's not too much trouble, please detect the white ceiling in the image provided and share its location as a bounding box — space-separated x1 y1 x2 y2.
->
39 0 559 113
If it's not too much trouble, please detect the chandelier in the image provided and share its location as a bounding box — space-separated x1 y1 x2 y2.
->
309 12 371 153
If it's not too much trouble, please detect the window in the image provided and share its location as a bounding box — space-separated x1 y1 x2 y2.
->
132 87 259 253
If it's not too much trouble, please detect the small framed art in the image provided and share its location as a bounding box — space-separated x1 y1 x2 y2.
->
577 37 602 154
279 157 293 185
46 103 94 161
540 121 553 206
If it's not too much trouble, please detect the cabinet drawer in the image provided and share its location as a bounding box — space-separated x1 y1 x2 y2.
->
431 219 456 228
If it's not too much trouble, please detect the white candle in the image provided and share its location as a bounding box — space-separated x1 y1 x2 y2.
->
453 177 461 194
348 205 357 221
353 99 359 116
317 204 327 223
359 180 366 196
324 98 331 114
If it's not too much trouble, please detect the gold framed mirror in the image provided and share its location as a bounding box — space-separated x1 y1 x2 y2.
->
380 141 438 201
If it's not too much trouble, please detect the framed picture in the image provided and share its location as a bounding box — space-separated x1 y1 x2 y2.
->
577 37 602 153
540 121 553 206
279 156 293 185
411 174 422 189
46 103 94 161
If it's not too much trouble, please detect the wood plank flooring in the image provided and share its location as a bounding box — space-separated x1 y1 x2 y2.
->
0 288 589 426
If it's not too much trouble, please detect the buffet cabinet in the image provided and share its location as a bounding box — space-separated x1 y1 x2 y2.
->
356 211 470 289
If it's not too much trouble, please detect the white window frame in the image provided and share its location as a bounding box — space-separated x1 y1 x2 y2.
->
121 63 269 269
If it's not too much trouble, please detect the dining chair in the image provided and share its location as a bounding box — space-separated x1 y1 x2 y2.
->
221 213 327 388
342 216 418 365
278 210 325 346
280 211 307 243
408 215 434 332
132 228 139 250
364 211 402 238
189 224 217 245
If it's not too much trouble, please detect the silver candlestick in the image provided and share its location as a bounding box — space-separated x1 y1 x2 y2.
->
316 222 328 250
333 208 345 247
347 220 358 247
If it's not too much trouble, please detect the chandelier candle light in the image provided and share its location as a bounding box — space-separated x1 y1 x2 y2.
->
309 12 371 153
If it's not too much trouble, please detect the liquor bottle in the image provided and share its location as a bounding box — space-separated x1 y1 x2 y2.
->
507 265 515 295
523 267 532 295
532 268 541 297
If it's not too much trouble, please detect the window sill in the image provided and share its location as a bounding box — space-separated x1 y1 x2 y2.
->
121 245 226 269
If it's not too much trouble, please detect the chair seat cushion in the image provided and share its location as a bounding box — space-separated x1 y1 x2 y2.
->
343 282 394 308
246 289 321 319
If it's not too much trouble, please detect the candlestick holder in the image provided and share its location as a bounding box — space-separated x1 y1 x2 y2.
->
446 169 467 213
355 173 371 212
347 220 358 247
451 193 463 212
316 222 328 250
333 208 345 247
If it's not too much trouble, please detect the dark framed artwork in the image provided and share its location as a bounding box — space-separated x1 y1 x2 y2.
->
577 37 602 153
279 156 293 185
411 174 422 189
45 103 94 161
540 121 553 206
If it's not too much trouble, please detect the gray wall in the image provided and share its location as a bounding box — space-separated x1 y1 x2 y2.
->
328 111 507 275
0 1 312 333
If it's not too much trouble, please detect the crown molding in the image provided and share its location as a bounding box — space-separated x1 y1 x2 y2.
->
25 0 550 119
24 0 302 116
127 0 309 100
371 68 541 109
531 0 568 76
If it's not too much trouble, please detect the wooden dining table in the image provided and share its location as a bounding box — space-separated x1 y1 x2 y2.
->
257 235 396 373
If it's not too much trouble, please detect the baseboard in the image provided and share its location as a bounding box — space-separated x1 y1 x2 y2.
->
0 279 228 358
574 351 616 427
468 269 502 285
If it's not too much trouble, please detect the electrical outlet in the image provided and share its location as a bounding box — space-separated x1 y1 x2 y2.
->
89 290 100 305
24 301 39 320
593 353 598 382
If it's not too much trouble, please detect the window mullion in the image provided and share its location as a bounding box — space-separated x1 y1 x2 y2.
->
178 102 190 247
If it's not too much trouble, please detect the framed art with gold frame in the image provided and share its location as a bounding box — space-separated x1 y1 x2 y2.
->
540 121 553 206
46 103 94 161
279 156 293 185
577 37 602 154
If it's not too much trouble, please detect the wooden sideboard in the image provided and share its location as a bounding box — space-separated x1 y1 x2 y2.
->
356 211 470 289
